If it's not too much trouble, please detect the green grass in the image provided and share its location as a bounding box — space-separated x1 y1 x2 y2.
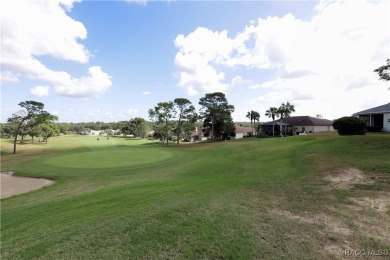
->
1 133 389 259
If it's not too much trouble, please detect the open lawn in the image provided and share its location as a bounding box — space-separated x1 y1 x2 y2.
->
1 134 389 259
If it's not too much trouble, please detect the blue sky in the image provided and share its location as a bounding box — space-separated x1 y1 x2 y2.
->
1 0 389 123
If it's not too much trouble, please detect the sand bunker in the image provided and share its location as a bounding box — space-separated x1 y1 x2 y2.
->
1 172 54 199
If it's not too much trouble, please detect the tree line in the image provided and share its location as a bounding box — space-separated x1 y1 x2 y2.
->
4 101 59 154
149 92 235 145
2 95 297 154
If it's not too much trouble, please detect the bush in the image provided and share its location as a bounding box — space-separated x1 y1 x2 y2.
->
333 116 367 135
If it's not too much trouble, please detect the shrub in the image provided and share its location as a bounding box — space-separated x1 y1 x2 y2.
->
333 116 367 135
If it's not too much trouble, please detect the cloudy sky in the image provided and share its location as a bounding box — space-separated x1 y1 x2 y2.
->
1 0 389 123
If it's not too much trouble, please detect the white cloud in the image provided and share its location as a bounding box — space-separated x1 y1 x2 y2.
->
1 0 112 98
174 0 390 120
2 0 89 64
231 76 252 89
125 0 147 5
0 71 19 83
174 27 233 95
126 109 138 115
142 91 151 95
31 86 50 97
55 66 112 97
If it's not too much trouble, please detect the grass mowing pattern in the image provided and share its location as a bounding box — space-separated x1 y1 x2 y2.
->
1 134 389 259
45 148 173 169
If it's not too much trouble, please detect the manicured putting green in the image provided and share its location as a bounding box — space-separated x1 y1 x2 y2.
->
45 147 173 169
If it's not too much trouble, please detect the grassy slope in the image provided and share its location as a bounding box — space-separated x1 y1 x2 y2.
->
1 134 389 259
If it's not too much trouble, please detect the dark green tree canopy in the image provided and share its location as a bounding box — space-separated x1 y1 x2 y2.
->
246 110 260 136
265 107 279 136
173 98 197 145
278 102 295 136
8 101 48 154
149 101 175 145
199 92 235 140
374 59 390 81
374 59 390 89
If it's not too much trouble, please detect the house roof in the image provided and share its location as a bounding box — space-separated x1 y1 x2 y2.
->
265 116 333 126
262 121 290 126
355 103 390 114
192 130 203 137
235 125 253 133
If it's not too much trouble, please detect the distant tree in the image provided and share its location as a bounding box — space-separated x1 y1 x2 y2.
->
246 111 254 136
221 119 236 139
252 111 260 135
265 107 279 136
173 98 197 145
278 102 295 136
374 59 390 89
57 123 69 135
8 101 46 154
36 113 59 143
27 125 41 143
18 122 30 144
40 123 60 143
129 117 146 138
246 110 260 136
0 123 15 138
149 101 175 145
316 114 323 119
199 92 235 140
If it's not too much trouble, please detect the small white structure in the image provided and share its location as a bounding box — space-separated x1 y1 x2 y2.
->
235 125 253 139
90 130 100 136
354 103 390 132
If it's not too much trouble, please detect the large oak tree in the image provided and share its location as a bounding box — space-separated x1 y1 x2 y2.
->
8 101 46 154
173 98 197 145
149 102 175 145
199 92 235 140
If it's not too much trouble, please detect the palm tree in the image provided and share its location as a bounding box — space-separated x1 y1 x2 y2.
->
247 110 260 136
279 102 295 136
252 111 260 135
246 110 254 136
265 107 278 136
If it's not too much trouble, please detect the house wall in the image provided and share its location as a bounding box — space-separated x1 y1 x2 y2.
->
383 112 390 132
90 130 100 135
313 126 335 133
293 125 334 135
235 133 244 139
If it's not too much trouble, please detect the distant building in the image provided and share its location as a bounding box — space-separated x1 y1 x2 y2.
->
261 116 335 136
354 103 390 132
235 125 253 139
90 130 100 135
192 127 206 141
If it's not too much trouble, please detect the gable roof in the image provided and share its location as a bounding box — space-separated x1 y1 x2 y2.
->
262 121 290 126
267 116 333 126
192 130 203 137
355 103 390 114
235 125 253 133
